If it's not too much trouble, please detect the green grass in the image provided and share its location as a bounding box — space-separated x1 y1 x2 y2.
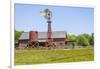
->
15 48 94 65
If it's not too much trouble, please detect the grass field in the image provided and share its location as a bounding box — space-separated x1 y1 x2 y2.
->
15 48 94 65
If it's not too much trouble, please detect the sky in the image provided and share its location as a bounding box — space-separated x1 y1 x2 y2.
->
15 3 94 35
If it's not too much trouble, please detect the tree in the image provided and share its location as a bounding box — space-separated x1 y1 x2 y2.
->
67 34 76 41
66 33 93 46
14 30 22 48
15 30 22 42
76 35 89 46
81 33 91 45
90 33 94 45
67 34 77 46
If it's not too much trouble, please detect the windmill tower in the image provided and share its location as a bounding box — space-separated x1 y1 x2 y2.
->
40 9 55 48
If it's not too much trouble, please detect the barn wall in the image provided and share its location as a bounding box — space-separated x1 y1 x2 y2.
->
53 38 65 49
54 41 65 49
18 39 28 49
18 38 66 49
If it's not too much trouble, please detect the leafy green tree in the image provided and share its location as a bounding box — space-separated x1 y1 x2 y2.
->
76 35 89 46
15 30 22 42
14 30 22 48
81 33 91 45
90 33 94 45
67 34 76 41
67 34 77 46
66 33 94 46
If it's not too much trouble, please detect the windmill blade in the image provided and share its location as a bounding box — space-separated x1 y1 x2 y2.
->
40 11 46 16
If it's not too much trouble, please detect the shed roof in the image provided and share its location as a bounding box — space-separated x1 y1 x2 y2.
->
19 31 66 40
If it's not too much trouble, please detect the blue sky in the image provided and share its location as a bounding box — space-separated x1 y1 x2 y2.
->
15 3 94 35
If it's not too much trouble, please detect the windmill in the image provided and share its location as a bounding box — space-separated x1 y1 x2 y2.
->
40 9 56 49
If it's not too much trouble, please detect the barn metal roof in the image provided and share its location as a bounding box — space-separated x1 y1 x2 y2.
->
19 31 66 40
19 32 29 40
